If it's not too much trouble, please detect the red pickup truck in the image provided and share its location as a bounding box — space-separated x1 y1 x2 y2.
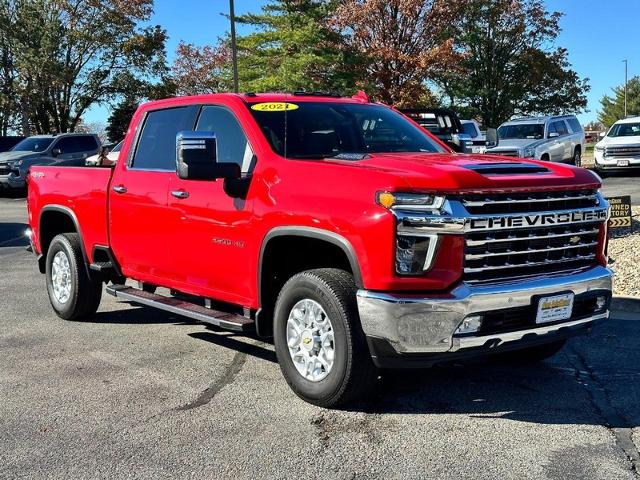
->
26 92 612 407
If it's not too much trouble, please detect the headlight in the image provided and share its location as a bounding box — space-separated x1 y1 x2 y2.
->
8 160 23 167
523 147 535 158
376 192 445 212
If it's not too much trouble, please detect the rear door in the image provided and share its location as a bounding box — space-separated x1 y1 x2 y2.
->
50 135 99 165
109 105 199 282
165 104 257 306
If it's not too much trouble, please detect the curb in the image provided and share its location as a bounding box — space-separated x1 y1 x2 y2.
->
611 296 640 314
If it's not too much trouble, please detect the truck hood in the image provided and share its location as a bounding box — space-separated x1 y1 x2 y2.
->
487 138 544 150
327 152 599 192
596 135 640 147
0 151 36 164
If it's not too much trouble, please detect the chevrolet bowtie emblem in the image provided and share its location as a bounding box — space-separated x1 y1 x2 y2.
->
569 236 581 244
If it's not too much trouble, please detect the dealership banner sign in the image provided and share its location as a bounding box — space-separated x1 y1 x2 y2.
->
607 196 632 228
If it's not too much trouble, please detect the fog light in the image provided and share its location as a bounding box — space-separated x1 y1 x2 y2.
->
396 235 438 274
595 296 607 311
455 315 483 335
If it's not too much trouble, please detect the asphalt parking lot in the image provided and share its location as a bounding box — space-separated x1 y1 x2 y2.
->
1 193 640 479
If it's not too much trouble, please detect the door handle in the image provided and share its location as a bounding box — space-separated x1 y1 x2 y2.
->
171 190 189 199
113 185 127 194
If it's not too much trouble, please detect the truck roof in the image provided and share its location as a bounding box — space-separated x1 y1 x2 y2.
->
140 92 371 110
616 115 640 124
503 114 578 125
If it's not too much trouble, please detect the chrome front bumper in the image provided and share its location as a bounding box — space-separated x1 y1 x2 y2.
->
357 266 612 355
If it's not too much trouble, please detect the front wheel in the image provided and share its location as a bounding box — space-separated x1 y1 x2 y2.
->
46 233 103 320
273 268 378 407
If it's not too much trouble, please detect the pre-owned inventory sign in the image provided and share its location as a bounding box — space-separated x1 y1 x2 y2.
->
607 195 632 228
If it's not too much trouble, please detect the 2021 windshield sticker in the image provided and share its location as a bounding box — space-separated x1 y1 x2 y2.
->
250 102 299 112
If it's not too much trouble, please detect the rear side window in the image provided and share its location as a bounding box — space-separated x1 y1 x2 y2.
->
55 136 98 154
566 117 583 133
131 107 197 170
196 106 254 173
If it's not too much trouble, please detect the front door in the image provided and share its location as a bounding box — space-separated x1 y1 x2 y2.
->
166 105 257 306
109 105 198 283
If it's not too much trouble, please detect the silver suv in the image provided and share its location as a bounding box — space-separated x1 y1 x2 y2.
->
486 115 585 166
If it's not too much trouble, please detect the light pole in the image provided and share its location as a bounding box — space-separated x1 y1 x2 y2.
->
229 0 239 93
623 59 628 117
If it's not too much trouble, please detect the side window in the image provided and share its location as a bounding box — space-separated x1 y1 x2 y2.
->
553 121 568 136
196 106 254 174
567 118 583 133
74 136 98 152
547 122 557 138
54 137 81 154
131 107 196 170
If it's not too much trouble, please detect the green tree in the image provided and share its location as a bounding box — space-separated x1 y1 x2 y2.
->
440 0 589 128
1 0 168 134
598 76 640 127
235 0 358 93
106 97 138 143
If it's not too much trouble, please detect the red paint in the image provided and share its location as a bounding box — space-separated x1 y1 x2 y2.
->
27 93 606 310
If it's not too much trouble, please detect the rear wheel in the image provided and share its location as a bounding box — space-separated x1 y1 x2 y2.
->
571 147 582 167
493 340 567 364
46 233 102 320
273 268 378 407
541 153 550 162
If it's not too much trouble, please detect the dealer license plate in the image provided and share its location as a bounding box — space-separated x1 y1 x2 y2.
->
617 159 630 167
536 293 574 324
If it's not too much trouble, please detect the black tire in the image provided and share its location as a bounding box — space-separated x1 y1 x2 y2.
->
541 154 550 162
45 233 102 320
273 268 378 407
572 147 582 167
493 339 567 364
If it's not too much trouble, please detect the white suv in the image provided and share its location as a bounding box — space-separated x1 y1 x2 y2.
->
594 116 640 175
486 115 586 166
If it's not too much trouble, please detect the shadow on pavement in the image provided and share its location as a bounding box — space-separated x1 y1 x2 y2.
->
0 222 29 247
89 297 640 427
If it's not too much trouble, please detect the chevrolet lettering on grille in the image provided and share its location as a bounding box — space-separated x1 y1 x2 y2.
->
468 209 608 231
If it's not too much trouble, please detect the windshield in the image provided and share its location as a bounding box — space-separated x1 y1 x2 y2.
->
248 102 445 159
10 137 54 152
461 122 479 138
607 122 640 137
497 124 544 140
111 141 123 153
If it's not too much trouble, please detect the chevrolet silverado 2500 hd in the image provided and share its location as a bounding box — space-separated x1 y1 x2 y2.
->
26 93 613 407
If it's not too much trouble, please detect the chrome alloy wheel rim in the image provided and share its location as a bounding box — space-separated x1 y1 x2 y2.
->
286 299 335 382
51 251 72 304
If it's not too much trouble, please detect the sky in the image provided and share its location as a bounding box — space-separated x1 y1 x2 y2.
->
83 0 639 126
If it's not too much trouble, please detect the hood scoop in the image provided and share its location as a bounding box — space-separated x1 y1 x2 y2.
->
463 162 550 175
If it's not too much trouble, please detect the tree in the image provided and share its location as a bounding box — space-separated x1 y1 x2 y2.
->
1 0 168 134
598 76 640 127
235 0 358 93
171 41 232 95
106 97 138 143
440 0 589 128
332 0 462 106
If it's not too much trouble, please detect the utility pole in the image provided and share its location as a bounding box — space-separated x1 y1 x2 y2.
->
623 59 628 117
229 0 239 93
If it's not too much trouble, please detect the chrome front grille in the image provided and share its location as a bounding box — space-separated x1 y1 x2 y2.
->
460 189 599 215
604 145 640 158
460 189 603 284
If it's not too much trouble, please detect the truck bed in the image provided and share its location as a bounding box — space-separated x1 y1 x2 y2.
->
28 165 113 262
